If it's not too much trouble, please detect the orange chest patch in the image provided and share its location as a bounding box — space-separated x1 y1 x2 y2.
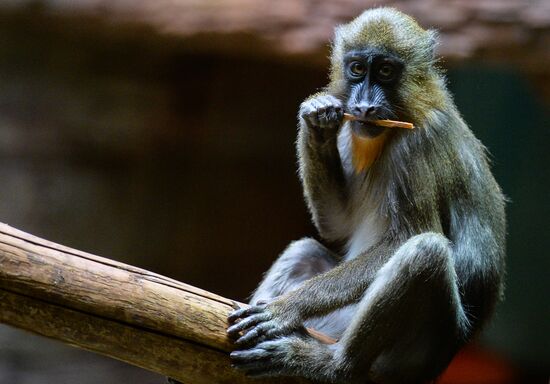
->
351 131 389 173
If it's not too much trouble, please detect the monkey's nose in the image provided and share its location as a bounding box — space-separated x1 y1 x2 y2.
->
353 104 380 119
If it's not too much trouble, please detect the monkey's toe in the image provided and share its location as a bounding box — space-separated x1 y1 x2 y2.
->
231 346 285 378
231 337 300 378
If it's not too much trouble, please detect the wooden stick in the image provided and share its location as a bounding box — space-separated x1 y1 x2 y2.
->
343 113 414 129
0 223 310 384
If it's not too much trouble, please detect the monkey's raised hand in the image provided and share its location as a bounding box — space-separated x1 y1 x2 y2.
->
227 302 303 347
299 94 344 139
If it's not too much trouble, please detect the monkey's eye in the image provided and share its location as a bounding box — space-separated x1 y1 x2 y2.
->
377 63 396 82
348 61 367 78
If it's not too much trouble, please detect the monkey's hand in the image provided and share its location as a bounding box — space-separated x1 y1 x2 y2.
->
227 301 303 347
299 94 344 141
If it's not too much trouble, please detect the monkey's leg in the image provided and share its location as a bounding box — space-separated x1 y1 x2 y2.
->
250 238 337 304
249 237 357 339
231 233 469 384
336 232 469 383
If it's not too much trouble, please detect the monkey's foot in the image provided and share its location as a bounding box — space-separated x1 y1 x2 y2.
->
227 304 300 347
230 336 302 378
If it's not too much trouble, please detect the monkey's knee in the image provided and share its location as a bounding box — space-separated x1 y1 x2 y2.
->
283 237 329 255
348 234 463 383
392 232 468 329
282 237 337 272
395 232 453 278
260 238 337 285
251 238 336 304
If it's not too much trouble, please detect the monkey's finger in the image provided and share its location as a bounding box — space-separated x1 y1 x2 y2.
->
325 106 344 123
227 308 249 323
318 95 343 110
227 305 264 323
227 313 271 338
235 322 275 346
230 348 270 362
308 98 325 111
302 110 320 127
299 99 321 116
300 99 325 122
234 328 263 346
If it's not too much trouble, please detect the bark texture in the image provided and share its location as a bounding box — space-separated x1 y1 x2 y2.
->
0 223 308 384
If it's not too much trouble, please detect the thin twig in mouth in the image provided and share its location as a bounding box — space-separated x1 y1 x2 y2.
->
343 113 414 129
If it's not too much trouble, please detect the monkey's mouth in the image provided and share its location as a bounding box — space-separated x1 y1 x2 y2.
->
351 120 386 138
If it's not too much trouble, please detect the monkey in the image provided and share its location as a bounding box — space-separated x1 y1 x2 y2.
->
227 8 506 384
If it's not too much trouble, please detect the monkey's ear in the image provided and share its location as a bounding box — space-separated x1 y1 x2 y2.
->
332 26 345 57
329 26 347 80
426 29 439 61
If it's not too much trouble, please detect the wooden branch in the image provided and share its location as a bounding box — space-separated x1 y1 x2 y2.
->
0 223 309 384
343 113 415 129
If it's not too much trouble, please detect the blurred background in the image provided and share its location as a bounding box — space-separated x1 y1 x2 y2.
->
0 0 548 383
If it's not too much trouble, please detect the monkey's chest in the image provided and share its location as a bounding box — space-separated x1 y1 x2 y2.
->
338 123 388 176
351 133 388 172
345 212 388 260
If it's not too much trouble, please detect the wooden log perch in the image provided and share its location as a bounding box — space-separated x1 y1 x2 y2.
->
0 223 310 384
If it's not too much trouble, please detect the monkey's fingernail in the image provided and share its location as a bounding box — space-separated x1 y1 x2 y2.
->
227 312 240 322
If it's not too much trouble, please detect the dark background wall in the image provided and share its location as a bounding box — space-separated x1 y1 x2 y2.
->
448 67 549 371
0 5 548 384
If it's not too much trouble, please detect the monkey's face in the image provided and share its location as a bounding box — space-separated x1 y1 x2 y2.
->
330 8 441 125
343 49 403 138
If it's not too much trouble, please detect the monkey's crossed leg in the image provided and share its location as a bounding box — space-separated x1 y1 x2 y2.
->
228 233 470 384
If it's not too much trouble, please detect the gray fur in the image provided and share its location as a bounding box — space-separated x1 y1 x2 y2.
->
228 8 505 384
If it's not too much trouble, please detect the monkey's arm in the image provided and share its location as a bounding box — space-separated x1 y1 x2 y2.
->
227 241 393 345
297 93 349 241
